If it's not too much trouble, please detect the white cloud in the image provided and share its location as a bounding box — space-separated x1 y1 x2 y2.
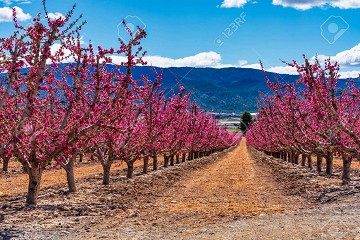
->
243 62 359 78
112 51 224 68
221 0 249 8
314 43 360 67
331 0 360 9
110 52 300 75
338 70 360 78
15 0 30 4
47 43 74 64
0 6 30 22
241 63 262 70
47 38 86 64
268 65 299 75
0 0 31 6
47 12 64 20
272 0 360 10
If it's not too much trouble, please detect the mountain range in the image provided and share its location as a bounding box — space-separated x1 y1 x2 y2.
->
130 66 300 113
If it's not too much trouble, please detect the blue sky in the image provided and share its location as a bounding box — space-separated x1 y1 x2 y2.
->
1 0 360 77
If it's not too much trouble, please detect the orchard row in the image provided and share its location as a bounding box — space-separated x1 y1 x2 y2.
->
0 3 241 205
247 57 360 182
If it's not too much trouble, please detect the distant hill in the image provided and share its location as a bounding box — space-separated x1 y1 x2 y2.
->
129 66 300 113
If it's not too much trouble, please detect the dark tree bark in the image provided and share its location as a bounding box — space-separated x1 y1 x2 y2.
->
182 153 186 162
143 156 149 174
342 156 352 182
176 154 180 164
325 152 333 176
294 153 300 164
26 167 43 205
102 163 111 185
63 155 77 192
307 155 313 169
152 155 158 170
284 152 287 162
301 154 306 166
163 155 169 167
126 161 134 178
189 151 194 160
79 153 83 163
2 156 10 172
170 154 174 166
316 155 323 173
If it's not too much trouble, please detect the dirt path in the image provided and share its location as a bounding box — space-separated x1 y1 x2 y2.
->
153 139 299 223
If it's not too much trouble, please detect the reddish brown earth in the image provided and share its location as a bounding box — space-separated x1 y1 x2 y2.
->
0 157 159 197
1 139 360 240
153 139 300 222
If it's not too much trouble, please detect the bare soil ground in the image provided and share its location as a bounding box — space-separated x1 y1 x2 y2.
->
0 158 156 197
1 139 360 240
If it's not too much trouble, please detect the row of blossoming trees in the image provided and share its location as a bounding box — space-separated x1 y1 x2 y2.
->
0 4 241 205
247 57 360 183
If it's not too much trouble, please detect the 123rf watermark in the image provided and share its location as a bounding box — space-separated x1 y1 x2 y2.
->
320 15 349 44
215 12 246 47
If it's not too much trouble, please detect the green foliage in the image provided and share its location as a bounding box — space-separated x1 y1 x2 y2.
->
240 112 253 133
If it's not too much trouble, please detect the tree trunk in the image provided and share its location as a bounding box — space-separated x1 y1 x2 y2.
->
2 156 10 172
189 151 194 160
79 153 83 163
182 153 186 162
163 155 169 167
102 163 111 185
307 155 313 169
294 153 300 164
301 154 306 166
143 156 149 174
176 154 180 164
152 155 158 171
284 152 287 162
342 156 352 182
325 152 333 176
288 152 292 162
126 161 134 178
316 155 322 173
26 167 43 205
64 156 77 192
170 154 174 166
